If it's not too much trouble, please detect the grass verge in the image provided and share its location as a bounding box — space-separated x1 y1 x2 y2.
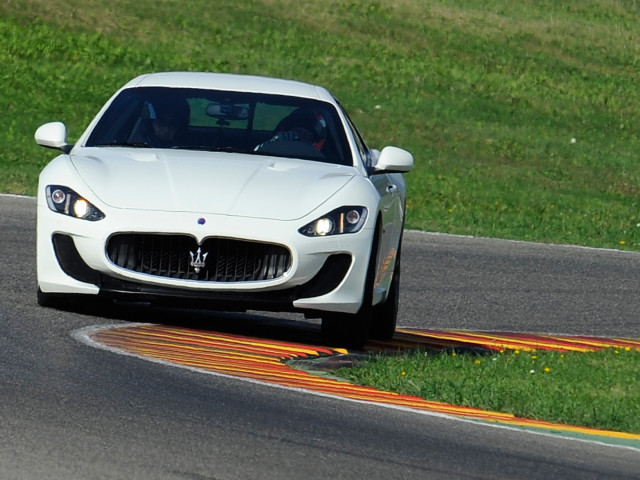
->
335 346 640 434
2 0 640 250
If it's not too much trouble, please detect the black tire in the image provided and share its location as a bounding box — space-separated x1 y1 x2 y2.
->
321 309 369 350
370 238 401 341
321 223 380 350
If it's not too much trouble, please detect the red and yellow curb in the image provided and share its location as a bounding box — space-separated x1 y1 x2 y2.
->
88 324 640 444
393 328 640 353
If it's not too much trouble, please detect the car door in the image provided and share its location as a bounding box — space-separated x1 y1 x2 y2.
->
343 115 403 301
370 165 404 296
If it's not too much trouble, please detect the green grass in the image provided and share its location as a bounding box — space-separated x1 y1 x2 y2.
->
3 0 640 433
3 0 640 249
336 346 640 434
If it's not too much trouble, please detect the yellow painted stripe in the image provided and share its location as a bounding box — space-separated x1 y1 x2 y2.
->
89 325 640 442
110 326 328 358
396 329 639 352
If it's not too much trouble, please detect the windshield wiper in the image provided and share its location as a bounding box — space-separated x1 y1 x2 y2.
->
92 141 150 148
92 142 254 153
173 145 251 154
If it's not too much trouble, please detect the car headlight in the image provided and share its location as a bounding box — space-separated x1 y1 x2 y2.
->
45 185 105 221
299 206 368 237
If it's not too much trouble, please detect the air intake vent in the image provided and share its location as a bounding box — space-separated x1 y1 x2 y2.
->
107 234 291 282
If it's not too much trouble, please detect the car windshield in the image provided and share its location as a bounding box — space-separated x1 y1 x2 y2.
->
85 87 353 166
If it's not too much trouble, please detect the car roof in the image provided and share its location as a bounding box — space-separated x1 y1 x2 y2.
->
123 72 337 103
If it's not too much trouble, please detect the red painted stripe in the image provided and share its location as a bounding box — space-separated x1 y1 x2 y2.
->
89 325 640 440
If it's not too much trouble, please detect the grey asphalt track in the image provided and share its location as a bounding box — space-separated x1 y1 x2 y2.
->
1 194 639 479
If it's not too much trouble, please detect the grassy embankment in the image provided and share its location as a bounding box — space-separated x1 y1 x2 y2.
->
337 346 640 434
2 0 639 433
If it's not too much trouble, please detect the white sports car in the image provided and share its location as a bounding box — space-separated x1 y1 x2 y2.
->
35 72 413 347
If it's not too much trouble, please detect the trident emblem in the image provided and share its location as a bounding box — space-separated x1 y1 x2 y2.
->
189 247 208 273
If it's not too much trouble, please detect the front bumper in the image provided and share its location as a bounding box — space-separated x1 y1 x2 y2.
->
37 205 374 315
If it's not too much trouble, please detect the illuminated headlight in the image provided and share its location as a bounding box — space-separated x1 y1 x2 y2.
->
45 185 105 221
299 206 368 237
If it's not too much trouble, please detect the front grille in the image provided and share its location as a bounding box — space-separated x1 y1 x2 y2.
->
107 234 292 282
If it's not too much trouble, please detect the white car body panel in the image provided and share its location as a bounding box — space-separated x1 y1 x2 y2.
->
70 148 355 219
35 72 413 345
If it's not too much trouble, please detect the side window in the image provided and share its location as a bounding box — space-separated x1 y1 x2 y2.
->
341 107 372 168
86 91 144 146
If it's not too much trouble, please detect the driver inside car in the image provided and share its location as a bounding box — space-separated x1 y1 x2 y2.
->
255 108 327 155
138 97 190 147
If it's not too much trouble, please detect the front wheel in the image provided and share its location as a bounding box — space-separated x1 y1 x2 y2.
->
321 224 380 350
321 310 370 350
369 237 402 341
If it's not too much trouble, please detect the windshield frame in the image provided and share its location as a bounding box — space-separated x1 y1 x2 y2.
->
85 87 353 166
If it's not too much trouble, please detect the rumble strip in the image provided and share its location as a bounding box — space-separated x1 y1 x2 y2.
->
74 323 640 449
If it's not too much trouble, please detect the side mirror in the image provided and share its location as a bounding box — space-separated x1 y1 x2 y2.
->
35 122 71 153
372 146 414 174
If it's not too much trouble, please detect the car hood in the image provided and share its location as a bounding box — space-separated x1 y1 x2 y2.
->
70 148 355 220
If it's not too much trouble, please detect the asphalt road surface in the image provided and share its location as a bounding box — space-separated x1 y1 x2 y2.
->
1 194 639 479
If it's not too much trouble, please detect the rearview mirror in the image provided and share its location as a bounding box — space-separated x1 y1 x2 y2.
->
206 102 249 121
372 146 414 174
